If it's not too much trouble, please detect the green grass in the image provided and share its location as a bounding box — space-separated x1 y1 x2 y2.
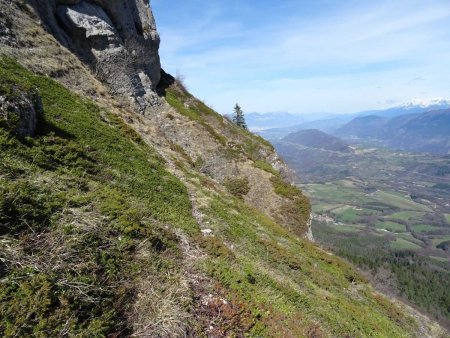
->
270 176 311 234
334 207 359 222
445 213 450 224
165 89 227 146
252 160 279 175
0 57 196 231
332 224 364 233
300 163 450 325
196 192 419 337
390 238 422 251
271 176 306 201
357 207 380 216
432 236 450 246
375 221 406 233
411 224 434 233
389 211 425 221
164 85 275 156
374 191 431 212
311 203 342 213
306 183 370 204
429 256 449 263
0 56 198 336
396 233 424 246
307 184 430 223
327 205 379 224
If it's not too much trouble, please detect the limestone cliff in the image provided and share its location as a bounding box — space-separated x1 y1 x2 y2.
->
28 0 161 112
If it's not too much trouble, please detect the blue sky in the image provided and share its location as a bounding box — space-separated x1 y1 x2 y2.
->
152 0 450 115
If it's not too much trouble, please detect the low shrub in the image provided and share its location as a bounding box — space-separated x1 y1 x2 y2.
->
224 177 250 198
252 160 279 175
0 180 65 236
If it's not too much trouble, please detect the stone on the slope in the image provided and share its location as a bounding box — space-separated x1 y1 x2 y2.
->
0 89 41 137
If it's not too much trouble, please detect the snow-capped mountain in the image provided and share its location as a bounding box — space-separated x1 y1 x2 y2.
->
354 98 450 119
399 98 450 109
247 98 450 139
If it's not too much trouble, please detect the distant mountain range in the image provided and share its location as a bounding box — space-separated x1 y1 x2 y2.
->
250 99 450 142
272 129 355 182
335 109 450 154
352 98 450 119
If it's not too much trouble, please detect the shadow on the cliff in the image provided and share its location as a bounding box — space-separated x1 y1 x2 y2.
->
156 69 175 97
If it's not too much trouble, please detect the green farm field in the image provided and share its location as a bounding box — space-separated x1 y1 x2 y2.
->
277 140 450 326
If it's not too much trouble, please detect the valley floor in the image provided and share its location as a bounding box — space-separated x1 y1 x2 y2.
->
279 143 450 329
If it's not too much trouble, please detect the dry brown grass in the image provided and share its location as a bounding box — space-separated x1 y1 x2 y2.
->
0 205 111 304
131 273 191 338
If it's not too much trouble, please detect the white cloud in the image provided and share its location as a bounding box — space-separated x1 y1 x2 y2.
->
154 0 450 114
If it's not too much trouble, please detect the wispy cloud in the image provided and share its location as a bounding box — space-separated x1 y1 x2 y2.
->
152 0 450 114
406 77 425 86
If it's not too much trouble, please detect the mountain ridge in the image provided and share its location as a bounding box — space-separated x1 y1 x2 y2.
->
282 129 351 153
250 100 450 141
336 109 450 154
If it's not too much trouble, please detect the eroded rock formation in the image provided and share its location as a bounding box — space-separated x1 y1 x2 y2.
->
0 88 41 137
28 0 161 112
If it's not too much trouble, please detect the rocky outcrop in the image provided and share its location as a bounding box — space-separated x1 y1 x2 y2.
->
0 20 17 47
0 88 41 137
28 0 161 113
304 214 314 242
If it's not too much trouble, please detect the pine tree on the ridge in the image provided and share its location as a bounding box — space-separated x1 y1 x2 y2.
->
232 103 247 129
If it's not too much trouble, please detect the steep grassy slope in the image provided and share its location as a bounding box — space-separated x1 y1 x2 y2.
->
0 57 446 337
0 0 447 335
0 56 199 336
156 79 446 337
157 75 311 237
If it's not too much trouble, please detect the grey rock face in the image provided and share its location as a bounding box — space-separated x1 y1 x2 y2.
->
0 19 17 46
28 0 161 113
56 2 121 47
0 89 41 137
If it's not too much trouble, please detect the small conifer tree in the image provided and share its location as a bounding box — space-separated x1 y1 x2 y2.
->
232 103 247 129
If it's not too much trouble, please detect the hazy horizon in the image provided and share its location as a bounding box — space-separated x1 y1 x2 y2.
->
242 96 450 116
